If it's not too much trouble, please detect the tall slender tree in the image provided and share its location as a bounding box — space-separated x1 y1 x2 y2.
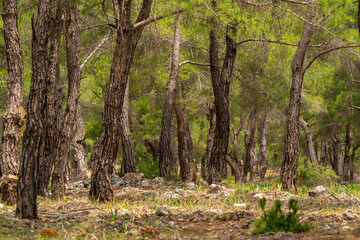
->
1 0 25 205
16 0 53 219
159 12 183 180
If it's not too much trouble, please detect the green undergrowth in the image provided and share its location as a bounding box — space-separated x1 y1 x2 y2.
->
251 197 313 235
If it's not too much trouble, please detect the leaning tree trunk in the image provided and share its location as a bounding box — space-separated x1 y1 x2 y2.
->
281 20 316 190
16 0 53 219
37 2 64 196
119 80 136 174
52 4 81 198
299 117 317 164
159 12 183 180
202 104 216 180
90 0 153 202
175 101 196 182
71 103 88 180
1 0 25 205
206 25 237 184
258 112 269 181
343 106 353 181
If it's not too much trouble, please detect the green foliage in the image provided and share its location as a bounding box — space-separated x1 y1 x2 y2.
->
109 209 118 221
252 198 313 235
135 144 159 178
296 157 339 186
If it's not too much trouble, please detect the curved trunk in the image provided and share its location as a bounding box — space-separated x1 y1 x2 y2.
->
159 13 183 180
206 25 237 184
37 2 64 196
120 80 136 174
281 20 316 190
1 0 25 205
17 0 53 219
90 0 152 202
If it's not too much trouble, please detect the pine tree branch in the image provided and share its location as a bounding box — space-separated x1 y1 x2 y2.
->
133 9 183 29
236 38 324 47
305 45 360 71
179 60 210 67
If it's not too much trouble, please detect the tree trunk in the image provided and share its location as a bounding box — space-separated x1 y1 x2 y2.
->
1 0 25 205
258 112 269 181
244 108 260 183
202 104 216 181
320 134 328 166
174 92 196 182
343 106 353 181
120 80 136 174
16 0 53 219
159 12 183 180
350 144 359 182
330 135 343 176
71 103 88 180
299 117 317 164
37 2 64 196
170 118 179 174
281 20 316 190
90 0 153 202
206 25 237 184
52 4 81 198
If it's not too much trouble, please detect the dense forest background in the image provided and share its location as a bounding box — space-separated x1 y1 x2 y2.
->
1 0 360 221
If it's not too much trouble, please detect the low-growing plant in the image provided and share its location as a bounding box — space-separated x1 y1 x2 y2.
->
251 197 313 235
109 209 118 221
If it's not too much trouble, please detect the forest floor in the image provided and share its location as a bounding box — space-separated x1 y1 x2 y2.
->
2 172 360 239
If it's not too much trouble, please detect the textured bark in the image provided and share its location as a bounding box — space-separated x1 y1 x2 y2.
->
170 118 179 174
350 144 359 182
159 13 183 180
37 2 64 196
330 135 343 176
206 25 237 184
299 117 317 164
1 0 25 205
71 103 88 180
202 105 216 180
343 106 353 181
120 81 136 174
16 0 53 219
175 102 196 182
52 4 81 198
90 0 152 202
258 112 269 180
320 134 328 166
281 20 316 191
244 108 260 183
229 117 246 183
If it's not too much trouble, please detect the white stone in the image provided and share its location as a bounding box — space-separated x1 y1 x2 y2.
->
234 203 247 208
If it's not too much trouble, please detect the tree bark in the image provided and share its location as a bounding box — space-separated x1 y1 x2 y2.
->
175 100 196 182
244 108 260 183
71 103 88 180
119 80 136 174
299 117 317 164
343 106 353 181
202 104 216 181
16 0 53 219
258 112 269 181
330 135 343 176
170 118 179 174
159 12 183 180
37 1 64 197
280 20 316 191
0 0 25 205
206 25 237 184
320 134 328 166
52 3 81 198
90 0 153 202
350 144 359 182
229 116 246 183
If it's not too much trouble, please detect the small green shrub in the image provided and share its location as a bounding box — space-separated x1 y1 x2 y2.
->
296 157 339 186
135 144 159 178
109 209 118 221
252 197 313 235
